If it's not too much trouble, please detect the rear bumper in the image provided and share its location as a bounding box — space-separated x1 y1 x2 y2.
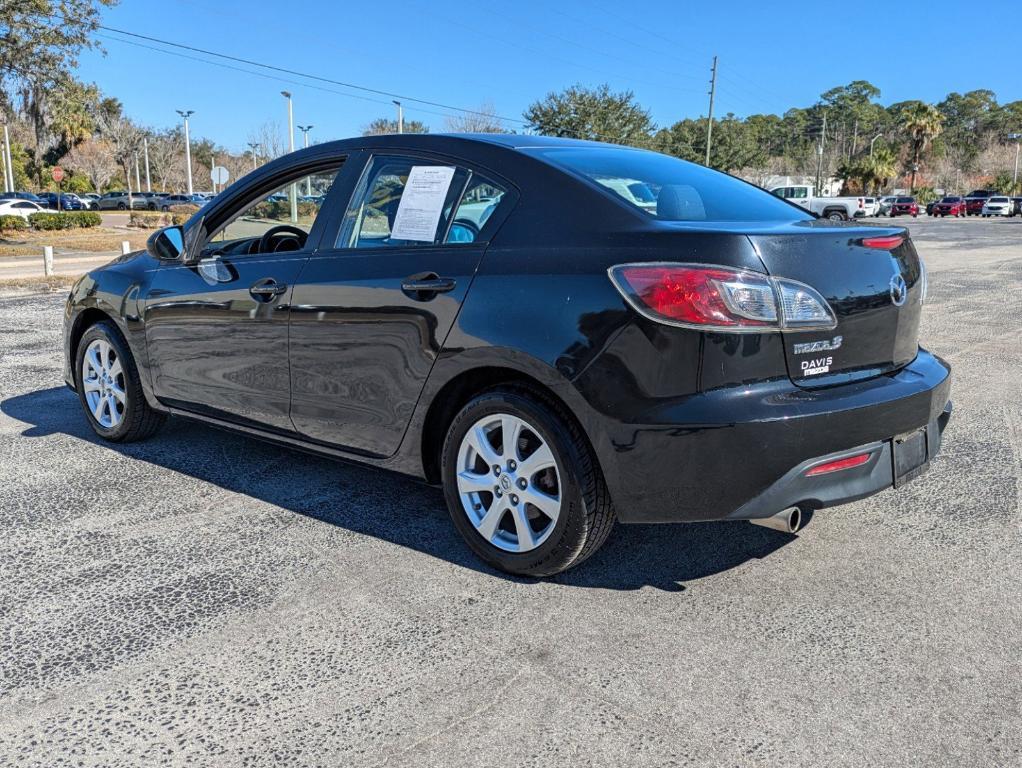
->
599 348 951 524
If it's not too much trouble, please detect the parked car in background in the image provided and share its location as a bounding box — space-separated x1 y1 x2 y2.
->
924 200 938 215
889 197 918 217
158 193 206 211
769 184 865 220
135 191 169 210
0 191 45 204
862 197 880 216
1011 197 1022 216
932 196 966 217
79 193 101 210
964 189 998 216
0 199 45 219
36 191 84 211
97 191 148 210
878 196 898 216
981 196 1013 216
61 133 951 577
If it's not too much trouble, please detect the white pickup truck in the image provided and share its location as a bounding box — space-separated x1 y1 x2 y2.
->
769 184 866 220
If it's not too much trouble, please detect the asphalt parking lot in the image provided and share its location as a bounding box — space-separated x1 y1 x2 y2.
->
0 216 1019 767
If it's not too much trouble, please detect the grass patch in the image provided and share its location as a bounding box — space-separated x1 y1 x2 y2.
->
0 228 150 257
0 274 80 292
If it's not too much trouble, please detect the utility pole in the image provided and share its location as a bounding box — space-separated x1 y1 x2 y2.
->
815 112 827 194
176 110 194 196
247 142 260 171
850 119 858 159
134 153 142 194
393 100 404 134
143 137 152 192
298 125 313 196
704 56 717 167
2 122 15 192
281 91 297 222
211 154 217 195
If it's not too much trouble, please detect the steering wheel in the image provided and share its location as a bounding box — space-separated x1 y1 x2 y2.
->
258 224 308 254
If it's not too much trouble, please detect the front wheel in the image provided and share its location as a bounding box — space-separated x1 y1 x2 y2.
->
441 387 615 577
75 321 166 442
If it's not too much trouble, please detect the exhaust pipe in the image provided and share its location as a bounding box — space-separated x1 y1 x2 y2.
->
749 506 803 534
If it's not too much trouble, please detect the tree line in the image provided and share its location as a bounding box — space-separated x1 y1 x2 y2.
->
3 2 1020 198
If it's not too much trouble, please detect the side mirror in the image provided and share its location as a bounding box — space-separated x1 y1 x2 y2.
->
147 225 185 261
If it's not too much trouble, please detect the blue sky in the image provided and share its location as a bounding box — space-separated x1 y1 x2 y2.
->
75 0 1018 152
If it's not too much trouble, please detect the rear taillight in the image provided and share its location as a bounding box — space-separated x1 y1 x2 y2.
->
608 263 837 333
860 234 904 250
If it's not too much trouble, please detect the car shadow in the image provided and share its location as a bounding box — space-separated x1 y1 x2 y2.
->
2 387 801 592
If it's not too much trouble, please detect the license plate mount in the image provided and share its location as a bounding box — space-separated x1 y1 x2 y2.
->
893 427 928 487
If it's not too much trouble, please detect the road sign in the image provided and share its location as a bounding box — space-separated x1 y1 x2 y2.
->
211 166 229 185
51 166 64 183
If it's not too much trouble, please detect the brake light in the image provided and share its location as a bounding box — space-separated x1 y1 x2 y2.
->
860 235 904 250
608 263 837 332
804 452 872 477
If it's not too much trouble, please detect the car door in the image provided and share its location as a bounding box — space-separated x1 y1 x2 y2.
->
288 152 516 457
143 160 349 431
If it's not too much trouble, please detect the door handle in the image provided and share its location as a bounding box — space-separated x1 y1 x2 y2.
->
401 273 456 298
250 278 287 301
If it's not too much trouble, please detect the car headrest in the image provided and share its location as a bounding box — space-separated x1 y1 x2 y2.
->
656 184 706 221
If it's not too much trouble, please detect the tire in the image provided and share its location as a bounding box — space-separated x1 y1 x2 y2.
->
825 210 845 221
74 321 166 443
117 202 126 210
147 203 156 211
161 205 169 212
441 386 615 577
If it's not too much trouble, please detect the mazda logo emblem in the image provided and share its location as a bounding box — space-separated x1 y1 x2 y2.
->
890 274 907 306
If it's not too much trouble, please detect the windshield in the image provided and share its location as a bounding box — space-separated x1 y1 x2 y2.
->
989 197 1009 202
941 197 961 202
524 146 810 222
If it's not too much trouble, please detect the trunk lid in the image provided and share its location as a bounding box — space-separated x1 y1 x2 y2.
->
747 222 923 388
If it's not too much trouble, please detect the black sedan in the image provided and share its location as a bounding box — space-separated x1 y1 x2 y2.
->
62 134 951 576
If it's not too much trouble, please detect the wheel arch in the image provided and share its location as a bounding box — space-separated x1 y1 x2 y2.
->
418 363 600 486
69 307 118 369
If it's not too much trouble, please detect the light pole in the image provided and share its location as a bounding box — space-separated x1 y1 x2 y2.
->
134 152 142 193
297 125 313 195
143 136 152 192
1010 133 1021 192
247 142 260 171
869 133 883 157
393 100 403 134
281 91 297 222
176 110 194 195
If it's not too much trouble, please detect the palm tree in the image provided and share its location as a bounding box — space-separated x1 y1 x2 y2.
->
899 103 943 193
865 145 898 195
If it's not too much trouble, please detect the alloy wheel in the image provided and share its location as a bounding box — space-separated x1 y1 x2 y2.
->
455 413 562 553
81 338 126 429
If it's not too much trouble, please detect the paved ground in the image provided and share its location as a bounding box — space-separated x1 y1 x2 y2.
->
0 216 1019 767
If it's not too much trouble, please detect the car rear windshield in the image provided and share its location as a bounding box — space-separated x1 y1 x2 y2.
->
941 197 961 202
524 146 810 222
989 197 1009 202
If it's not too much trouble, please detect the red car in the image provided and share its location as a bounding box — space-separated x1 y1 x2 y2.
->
964 189 998 215
889 196 918 217
932 196 966 217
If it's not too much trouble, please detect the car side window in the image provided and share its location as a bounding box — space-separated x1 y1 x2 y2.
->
337 156 468 248
209 167 342 253
445 172 507 244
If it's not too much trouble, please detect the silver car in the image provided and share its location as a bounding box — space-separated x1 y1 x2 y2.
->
97 191 148 211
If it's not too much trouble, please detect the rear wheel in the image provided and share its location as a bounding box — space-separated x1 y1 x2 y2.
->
825 210 845 221
441 387 615 577
117 202 126 210
75 321 165 442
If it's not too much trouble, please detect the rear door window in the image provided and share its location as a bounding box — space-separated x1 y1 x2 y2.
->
337 156 469 248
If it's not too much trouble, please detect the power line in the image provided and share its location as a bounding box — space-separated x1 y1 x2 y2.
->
95 23 530 127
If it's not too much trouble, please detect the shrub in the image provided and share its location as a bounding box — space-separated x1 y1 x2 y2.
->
249 199 318 220
28 211 102 230
169 204 200 226
129 211 171 229
0 214 28 232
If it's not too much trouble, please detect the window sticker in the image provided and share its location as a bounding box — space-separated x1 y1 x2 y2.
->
390 165 456 242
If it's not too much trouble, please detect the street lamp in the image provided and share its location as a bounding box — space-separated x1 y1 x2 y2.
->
869 133 883 157
143 136 152 192
281 91 297 222
2 121 15 192
297 125 313 195
393 100 403 134
176 109 194 195
1009 133 1021 192
247 142 260 171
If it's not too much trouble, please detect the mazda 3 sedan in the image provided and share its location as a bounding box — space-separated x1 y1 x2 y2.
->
63 134 951 576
